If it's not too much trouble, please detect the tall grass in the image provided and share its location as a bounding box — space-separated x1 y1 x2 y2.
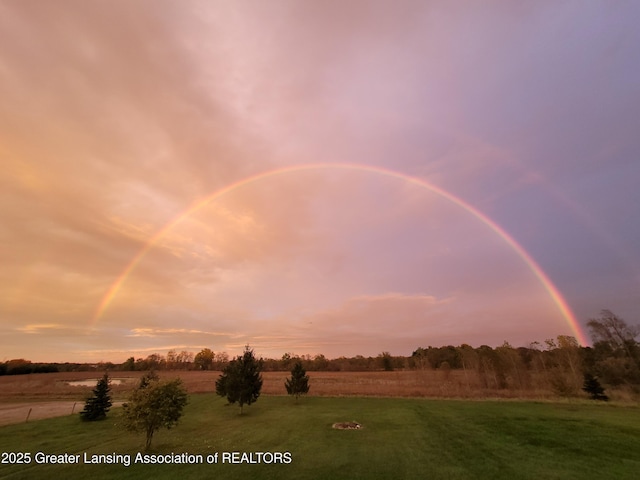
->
1 370 635 405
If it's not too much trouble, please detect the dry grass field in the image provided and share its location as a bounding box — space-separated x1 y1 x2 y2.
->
0 369 564 400
0 368 566 426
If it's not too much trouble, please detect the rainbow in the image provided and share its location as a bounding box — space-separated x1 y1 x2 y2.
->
92 163 588 345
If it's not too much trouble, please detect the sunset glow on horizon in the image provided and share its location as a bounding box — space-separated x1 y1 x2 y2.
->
1 1 638 362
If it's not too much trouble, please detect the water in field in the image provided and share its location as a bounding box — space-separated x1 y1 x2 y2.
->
66 379 126 387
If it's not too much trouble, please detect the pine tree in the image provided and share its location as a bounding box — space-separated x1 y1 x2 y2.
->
80 372 112 421
285 361 310 401
582 373 609 401
216 345 263 414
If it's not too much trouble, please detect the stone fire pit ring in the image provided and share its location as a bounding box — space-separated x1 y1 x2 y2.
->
332 421 363 430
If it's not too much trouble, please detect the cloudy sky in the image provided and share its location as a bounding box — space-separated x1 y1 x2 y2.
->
1 1 639 363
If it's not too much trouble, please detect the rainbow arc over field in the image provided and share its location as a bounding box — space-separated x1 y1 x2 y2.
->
92 163 588 345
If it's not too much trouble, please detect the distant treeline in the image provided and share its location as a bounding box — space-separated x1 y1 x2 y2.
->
3 311 638 394
0 359 131 376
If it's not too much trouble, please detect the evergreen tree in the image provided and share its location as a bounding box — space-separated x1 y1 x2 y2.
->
215 371 228 398
582 373 609 401
80 372 112 421
216 345 263 414
285 361 310 401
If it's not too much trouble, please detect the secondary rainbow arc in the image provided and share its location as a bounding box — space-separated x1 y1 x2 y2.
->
92 162 588 345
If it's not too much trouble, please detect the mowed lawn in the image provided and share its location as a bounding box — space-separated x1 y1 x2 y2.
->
0 395 638 480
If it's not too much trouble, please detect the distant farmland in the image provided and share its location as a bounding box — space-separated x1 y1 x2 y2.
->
1 369 636 427
0 370 435 426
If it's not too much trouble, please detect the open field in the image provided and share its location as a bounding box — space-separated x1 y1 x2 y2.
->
0 395 639 480
0 370 458 426
0 369 604 401
2 370 495 401
2 369 636 427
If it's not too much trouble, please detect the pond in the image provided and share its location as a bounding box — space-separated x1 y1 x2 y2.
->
66 379 127 387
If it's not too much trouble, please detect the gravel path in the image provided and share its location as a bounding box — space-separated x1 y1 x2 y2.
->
0 401 122 426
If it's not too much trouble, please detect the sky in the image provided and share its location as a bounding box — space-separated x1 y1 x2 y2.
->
1 1 639 363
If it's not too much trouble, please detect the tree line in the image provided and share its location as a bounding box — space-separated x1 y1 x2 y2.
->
3 310 638 394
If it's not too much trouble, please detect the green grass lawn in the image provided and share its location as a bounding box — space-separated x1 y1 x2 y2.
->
1 395 638 479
